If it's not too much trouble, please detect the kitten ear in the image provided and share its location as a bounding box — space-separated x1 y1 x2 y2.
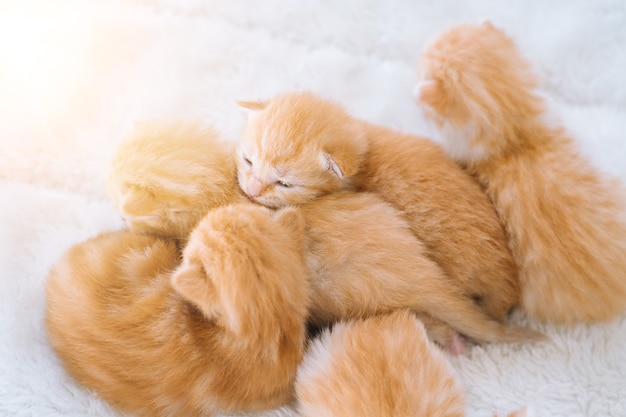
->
171 263 220 320
237 100 267 110
319 122 366 179
237 101 267 117
480 19 495 29
320 151 345 179
415 78 449 115
413 80 434 101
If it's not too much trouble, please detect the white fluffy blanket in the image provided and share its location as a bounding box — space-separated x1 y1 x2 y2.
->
1 1 625 416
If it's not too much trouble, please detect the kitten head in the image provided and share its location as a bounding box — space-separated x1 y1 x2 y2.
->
236 92 367 208
107 121 241 239
171 203 309 339
414 21 544 163
295 310 466 417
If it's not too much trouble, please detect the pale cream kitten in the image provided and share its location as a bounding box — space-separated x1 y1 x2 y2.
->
107 120 247 240
414 21 626 323
297 191 543 347
46 203 310 417
236 92 519 322
295 309 530 417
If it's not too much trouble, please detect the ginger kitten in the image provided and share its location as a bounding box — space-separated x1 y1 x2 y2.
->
296 309 530 417
297 191 543 348
46 203 310 417
414 22 626 323
107 120 247 240
237 91 519 321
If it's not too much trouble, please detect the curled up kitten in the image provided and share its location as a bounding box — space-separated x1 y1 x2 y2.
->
414 21 626 323
45 204 310 417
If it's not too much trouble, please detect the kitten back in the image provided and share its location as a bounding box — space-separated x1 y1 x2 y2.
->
297 191 533 347
415 22 626 323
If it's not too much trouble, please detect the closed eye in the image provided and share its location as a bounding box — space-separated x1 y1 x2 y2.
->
276 180 292 188
243 156 252 166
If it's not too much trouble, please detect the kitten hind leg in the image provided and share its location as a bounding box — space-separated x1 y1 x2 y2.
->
412 312 467 355
408 269 546 345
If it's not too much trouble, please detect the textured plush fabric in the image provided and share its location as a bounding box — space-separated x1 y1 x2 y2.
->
1 1 625 416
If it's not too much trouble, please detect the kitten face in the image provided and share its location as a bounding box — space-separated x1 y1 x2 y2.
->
236 92 367 208
236 126 334 209
414 21 541 163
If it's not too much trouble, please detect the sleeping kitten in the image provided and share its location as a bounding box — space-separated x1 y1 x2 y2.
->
46 204 310 417
107 120 247 240
295 309 530 417
236 92 519 322
413 21 626 323
297 191 543 347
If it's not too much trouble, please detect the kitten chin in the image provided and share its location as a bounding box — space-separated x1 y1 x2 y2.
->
415 21 626 323
436 119 489 165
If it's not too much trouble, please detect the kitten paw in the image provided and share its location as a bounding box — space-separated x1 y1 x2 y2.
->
445 332 467 356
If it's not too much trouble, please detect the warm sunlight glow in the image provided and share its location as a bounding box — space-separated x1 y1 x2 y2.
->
0 3 89 123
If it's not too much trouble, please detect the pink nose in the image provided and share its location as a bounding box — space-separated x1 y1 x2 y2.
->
247 177 265 197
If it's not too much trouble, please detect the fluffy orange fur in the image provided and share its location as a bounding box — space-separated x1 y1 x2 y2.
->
295 310 467 417
103 119 462 350
107 120 247 239
105 118 538 348
297 191 544 347
45 204 310 417
237 91 519 321
296 309 531 417
414 22 626 323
